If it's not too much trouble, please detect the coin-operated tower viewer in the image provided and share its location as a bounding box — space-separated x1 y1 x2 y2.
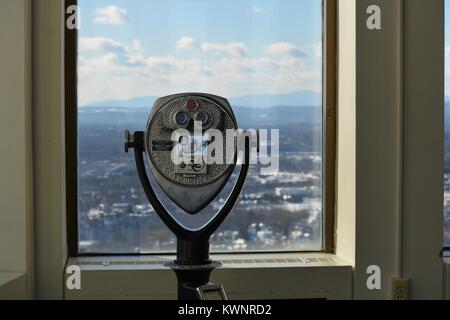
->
125 93 254 300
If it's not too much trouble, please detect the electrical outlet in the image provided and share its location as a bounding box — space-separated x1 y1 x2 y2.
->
392 278 410 300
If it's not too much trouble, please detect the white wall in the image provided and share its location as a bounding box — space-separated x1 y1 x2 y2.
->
338 0 444 299
336 0 356 266
402 0 444 299
0 0 33 299
354 0 404 299
33 0 67 299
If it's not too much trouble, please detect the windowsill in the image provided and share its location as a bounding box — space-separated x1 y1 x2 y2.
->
68 252 351 271
65 253 353 300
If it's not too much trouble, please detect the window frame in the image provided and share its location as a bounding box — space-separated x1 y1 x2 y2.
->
64 0 337 257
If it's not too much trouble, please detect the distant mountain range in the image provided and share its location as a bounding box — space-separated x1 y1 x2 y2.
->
81 90 322 109
79 105 322 128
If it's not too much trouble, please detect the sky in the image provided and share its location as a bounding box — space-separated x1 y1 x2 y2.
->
77 0 323 106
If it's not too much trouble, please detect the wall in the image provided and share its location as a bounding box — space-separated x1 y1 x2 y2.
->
33 0 67 299
355 0 404 299
0 0 33 299
336 0 356 267
350 0 444 299
402 0 444 299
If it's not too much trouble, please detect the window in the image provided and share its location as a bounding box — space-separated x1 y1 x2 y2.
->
445 1 450 248
66 0 336 255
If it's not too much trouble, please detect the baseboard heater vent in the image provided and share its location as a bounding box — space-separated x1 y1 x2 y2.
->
76 256 336 267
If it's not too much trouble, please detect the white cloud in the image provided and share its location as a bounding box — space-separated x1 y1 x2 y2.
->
79 37 146 56
177 37 198 49
252 5 263 13
177 37 249 58
310 42 322 58
131 40 144 52
265 42 307 58
94 5 128 25
201 42 249 58
78 38 320 106
79 37 126 53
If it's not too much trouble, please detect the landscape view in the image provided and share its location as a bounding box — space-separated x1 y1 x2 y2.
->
445 0 450 247
78 94 324 253
443 103 450 247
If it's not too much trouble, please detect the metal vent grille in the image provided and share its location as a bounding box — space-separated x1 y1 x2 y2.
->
221 257 335 264
77 260 170 266
77 256 336 267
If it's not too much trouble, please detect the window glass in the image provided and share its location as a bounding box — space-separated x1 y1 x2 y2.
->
77 0 324 253
445 0 450 247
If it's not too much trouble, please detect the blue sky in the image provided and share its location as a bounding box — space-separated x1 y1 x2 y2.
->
78 0 323 106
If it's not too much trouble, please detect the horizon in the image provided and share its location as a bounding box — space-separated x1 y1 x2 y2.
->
79 89 323 108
